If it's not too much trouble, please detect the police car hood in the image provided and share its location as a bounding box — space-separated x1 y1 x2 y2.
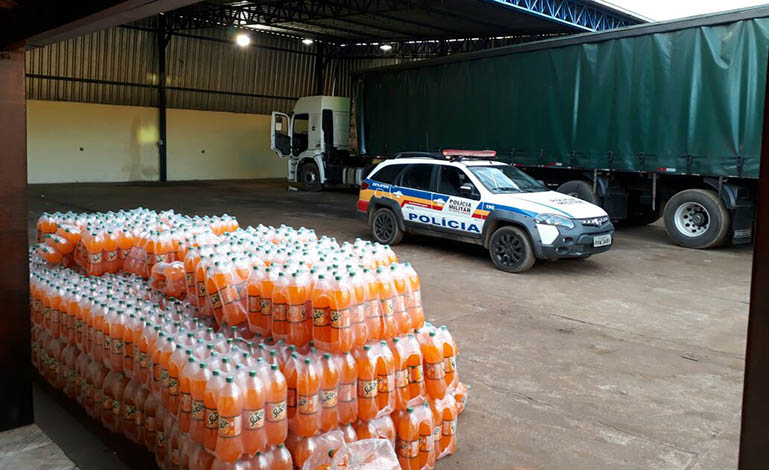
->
488 190 607 219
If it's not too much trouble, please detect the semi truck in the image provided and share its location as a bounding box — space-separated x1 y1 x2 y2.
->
271 7 769 249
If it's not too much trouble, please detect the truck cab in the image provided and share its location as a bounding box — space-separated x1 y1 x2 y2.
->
271 95 369 191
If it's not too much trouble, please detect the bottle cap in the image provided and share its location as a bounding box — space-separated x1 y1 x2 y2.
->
249 370 257 377
212 370 221 376
226 376 234 383
304 358 311 364
271 364 279 371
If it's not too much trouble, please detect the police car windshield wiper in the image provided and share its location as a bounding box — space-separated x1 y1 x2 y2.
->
495 187 520 192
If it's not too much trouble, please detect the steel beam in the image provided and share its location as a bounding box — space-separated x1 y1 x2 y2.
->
484 0 639 32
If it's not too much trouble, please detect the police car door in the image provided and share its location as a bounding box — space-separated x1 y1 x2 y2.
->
432 165 483 237
396 163 438 228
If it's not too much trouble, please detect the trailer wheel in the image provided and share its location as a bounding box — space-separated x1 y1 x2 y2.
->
663 189 730 249
557 180 598 204
299 162 322 192
488 226 536 273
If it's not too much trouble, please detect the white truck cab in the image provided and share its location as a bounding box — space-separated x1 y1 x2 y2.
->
271 96 369 191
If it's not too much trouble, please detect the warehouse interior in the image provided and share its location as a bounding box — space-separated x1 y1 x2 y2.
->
4 1 769 469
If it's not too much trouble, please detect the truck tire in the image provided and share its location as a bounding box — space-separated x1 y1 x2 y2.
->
663 189 730 249
488 226 536 273
299 162 322 192
370 207 404 245
557 180 598 205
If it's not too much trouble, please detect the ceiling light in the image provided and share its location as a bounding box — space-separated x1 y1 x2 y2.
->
302 38 314 45
380 44 393 51
235 33 251 47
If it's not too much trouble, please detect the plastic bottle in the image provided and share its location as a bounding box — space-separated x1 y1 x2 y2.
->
264 363 288 446
166 345 187 414
328 276 353 353
178 356 197 433
242 370 267 455
270 273 289 341
394 407 420 470
287 272 312 347
258 268 277 337
319 353 339 432
353 345 378 421
421 331 447 400
268 443 294 470
375 268 397 340
246 266 267 335
109 310 126 373
390 337 410 410
434 394 457 459
286 354 321 437
402 263 425 330
335 351 358 425
189 361 212 443
348 272 369 348
311 274 332 347
203 369 225 451
375 341 396 417
143 389 160 452
216 376 244 462
353 414 395 447
437 326 458 392
102 230 119 274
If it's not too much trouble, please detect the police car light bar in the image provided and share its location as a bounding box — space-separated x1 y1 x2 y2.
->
441 149 497 159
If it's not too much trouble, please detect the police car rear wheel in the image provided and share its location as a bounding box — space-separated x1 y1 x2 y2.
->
371 207 404 245
489 226 535 273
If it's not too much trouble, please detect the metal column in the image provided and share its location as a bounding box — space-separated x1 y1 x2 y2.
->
158 14 168 182
739 49 769 470
0 47 33 431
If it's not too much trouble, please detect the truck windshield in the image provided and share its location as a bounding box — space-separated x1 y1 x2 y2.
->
469 165 546 193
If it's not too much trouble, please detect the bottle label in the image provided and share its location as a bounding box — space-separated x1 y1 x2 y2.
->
245 408 265 429
111 338 124 355
433 425 441 443
425 362 445 381
180 393 192 413
312 308 330 327
131 344 139 359
197 281 207 297
367 300 379 319
220 286 239 305
320 389 338 408
154 253 168 264
218 415 242 438
112 399 121 416
377 373 394 394
259 299 272 315
205 407 219 429
287 304 306 323
381 298 394 317
330 309 351 329
358 379 378 399
273 303 287 321
125 404 137 422
103 396 113 411
266 400 287 422
444 356 456 374
339 382 355 402
248 295 260 313
209 291 222 309
419 433 433 453
394 294 406 313
396 439 419 459
89 253 102 264
191 400 205 420
153 362 162 383
396 369 409 389
168 377 179 396
146 416 156 433
156 430 165 448
186 272 194 289
139 352 150 369
95 330 104 346
297 393 319 415
105 250 118 262
442 419 456 437
103 336 111 352
161 370 170 388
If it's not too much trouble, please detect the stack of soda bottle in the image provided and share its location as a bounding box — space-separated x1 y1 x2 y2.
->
32 209 469 470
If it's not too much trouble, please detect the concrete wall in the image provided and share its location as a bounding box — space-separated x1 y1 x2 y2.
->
166 108 286 181
27 100 287 183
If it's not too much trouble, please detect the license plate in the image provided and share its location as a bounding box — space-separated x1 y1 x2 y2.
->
593 234 612 247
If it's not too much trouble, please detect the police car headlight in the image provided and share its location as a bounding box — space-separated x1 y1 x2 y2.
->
534 213 575 230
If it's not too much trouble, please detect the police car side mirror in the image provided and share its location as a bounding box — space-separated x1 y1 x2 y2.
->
460 183 474 195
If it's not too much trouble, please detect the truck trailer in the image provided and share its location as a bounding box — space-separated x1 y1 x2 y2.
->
352 7 769 249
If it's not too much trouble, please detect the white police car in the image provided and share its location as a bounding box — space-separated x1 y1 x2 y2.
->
356 150 614 272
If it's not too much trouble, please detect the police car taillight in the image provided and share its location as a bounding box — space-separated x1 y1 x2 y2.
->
360 181 369 190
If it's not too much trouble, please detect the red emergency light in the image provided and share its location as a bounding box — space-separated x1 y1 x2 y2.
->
441 149 497 158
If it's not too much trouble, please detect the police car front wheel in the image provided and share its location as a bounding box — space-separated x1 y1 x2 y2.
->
371 207 404 245
489 226 536 273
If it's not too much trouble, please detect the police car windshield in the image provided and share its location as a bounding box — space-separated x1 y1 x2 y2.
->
469 165 546 193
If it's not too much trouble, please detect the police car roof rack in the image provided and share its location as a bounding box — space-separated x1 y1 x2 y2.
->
441 149 497 162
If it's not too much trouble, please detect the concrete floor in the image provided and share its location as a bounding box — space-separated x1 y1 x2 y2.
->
27 180 752 470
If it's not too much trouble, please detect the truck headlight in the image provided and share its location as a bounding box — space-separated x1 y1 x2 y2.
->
534 213 575 230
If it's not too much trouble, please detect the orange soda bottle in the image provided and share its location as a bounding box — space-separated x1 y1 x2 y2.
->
402 263 424 330
319 353 339 431
336 351 358 425
421 331 447 400
166 345 187 414
311 274 332 347
375 340 395 416
389 337 410 410
353 344 378 421
375 268 397 340
178 356 197 433
394 407 420 470
109 310 126 373
287 272 312 346
246 266 268 335
269 443 294 470
189 361 212 443
291 356 321 437
348 272 369 348
271 272 289 341
102 230 119 273
216 376 244 462
83 230 104 276
389 265 411 335
416 401 436 469
203 369 225 451
437 326 458 391
328 276 353 353
264 363 288 446
242 370 268 455
258 268 277 336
